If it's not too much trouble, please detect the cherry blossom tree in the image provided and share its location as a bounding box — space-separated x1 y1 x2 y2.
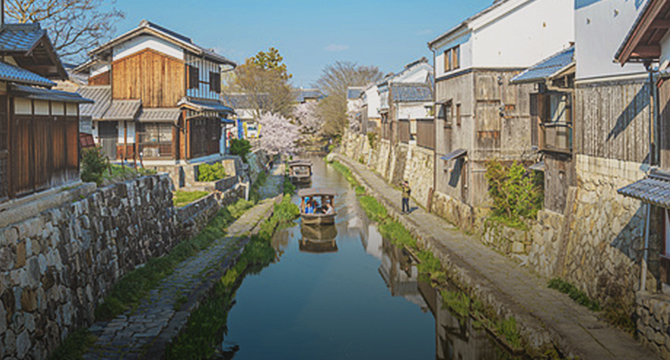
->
294 102 324 145
258 112 299 156
347 100 364 133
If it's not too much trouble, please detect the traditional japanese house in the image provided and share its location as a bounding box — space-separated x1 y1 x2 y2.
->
0 22 92 203
511 46 576 214
75 20 236 165
427 0 574 226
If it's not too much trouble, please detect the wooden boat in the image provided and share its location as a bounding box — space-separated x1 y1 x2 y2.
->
288 160 313 184
298 188 337 225
299 225 338 253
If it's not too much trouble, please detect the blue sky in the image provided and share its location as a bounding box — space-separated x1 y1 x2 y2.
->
111 0 493 87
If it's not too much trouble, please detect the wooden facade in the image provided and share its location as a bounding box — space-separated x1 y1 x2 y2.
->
89 71 111 86
398 119 410 144
112 48 185 108
416 119 435 150
1 97 80 202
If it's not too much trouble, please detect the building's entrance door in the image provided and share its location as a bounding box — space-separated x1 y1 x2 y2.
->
98 122 117 160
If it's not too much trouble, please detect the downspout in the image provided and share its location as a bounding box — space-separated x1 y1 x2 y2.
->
431 46 438 213
641 62 656 291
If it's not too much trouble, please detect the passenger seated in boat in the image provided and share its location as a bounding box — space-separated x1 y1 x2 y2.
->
305 201 315 214
325 203 334 215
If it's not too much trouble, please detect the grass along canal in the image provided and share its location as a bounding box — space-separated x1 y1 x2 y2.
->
174 156 525 360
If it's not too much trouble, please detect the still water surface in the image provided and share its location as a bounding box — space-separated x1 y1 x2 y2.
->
220 157 516 360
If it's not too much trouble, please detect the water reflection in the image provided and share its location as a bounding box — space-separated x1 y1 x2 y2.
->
299 225 338 254
220 155 520 360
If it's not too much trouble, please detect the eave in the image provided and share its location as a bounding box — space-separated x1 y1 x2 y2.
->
616 0 670 64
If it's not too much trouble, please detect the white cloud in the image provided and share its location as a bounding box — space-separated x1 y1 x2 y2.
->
324 44 349 52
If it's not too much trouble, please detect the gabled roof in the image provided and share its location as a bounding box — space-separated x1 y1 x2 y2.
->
138 108 181 123
77 86 112 120
0 61 54 87
428 0 512 48
390 83 433 103
0 23 67 79
615 0 670 64
223 92 271 109
90 20 236 67
511 46 575 84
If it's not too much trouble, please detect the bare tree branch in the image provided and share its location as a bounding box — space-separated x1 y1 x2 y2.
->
6 0 125 61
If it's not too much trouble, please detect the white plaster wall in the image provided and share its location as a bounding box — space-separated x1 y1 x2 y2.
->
113 35 184 61
117 121 136 143
575 0 647 80
365 86 381 118
397 103 431 120
472 0 574 69
394 63 433 83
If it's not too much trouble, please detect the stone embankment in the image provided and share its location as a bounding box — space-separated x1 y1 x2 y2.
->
333 153 659 360
82 164 285 360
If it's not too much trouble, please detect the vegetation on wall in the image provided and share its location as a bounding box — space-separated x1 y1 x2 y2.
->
484 160 543 230
173 190 210 208
81 147 108 186
197 163 227 182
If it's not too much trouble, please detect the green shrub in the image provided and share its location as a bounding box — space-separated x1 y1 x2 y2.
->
47 328 97 360
367 132 377 148
330 160 358 187
496 317 522 349
485 160 543 226
81 147 108 186
230 139 252 163
441 290 471 318
173 191 210 207
359 196 388 222
283 178 296 195
198 163 226 182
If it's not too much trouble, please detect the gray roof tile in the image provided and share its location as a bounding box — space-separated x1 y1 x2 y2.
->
77 86 112 120
138 108 181 122
511 46 575 84
618 171 670 208
0 23 45 53
179 97 233 114
102 99 142 121
0 61 54 87
390 83 433 102
11 84 93 103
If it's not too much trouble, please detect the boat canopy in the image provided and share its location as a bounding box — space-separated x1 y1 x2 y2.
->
289 160 312 167
298 188 337 198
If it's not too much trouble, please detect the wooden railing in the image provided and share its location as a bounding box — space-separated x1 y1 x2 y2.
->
539 122 572 154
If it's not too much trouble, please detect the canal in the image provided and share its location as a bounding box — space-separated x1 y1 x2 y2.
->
218 157 520 359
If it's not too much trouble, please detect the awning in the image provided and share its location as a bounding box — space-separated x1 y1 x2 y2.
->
178 97 234 115
441 148 467 162
11 84 93 103
221 118 236 124
101 99 142 121
511 46 575 84
298 188 337 198
618 170 670 208
138 108 181 123
529 161 546 172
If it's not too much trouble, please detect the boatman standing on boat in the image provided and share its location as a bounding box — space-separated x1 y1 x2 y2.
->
401 181 411 214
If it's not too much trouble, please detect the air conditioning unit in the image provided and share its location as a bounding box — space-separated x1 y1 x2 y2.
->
142 147 159 158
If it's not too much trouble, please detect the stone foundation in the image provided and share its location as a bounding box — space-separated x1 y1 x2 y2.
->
0 175 180 360
637 292 670 359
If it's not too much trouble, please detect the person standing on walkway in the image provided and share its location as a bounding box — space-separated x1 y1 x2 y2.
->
401 181 411 214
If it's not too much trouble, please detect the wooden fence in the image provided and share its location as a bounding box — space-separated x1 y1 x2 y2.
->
416 119 435 150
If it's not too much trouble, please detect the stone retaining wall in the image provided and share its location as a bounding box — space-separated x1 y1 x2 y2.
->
637 291 670 359
176 184 245 239
0 175 180 360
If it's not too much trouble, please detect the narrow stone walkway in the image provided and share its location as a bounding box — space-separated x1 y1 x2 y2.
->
82 165 284 360
335 154 660 360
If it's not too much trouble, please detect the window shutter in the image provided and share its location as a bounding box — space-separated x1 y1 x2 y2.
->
188 66 200 89
209 72 221 93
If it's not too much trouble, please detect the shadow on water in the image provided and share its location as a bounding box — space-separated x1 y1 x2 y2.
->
209 155 525 360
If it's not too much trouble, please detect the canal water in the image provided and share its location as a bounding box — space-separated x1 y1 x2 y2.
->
218 157 519 360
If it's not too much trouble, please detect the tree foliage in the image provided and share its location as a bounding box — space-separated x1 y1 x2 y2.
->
81 147 108 186
6 0 124 60
230 139 252 163
315 61 383 137
227 48 294 119
258 113 299 156
294 102 324 145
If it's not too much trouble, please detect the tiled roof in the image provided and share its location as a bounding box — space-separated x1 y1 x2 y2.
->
0 24 45 53
179 97 233 114
223 93 270 109
11 84 93 103
138 108 181 123
618 170 670 208
77 86 112 120
390 83 433 102
101 99 142 121
511 46 575 84
294 89 323 103
0 61 54 87
347 87 363 99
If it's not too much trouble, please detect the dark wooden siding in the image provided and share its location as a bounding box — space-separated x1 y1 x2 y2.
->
416 119 435 150
9 102 79 199
399 120 410 143
0 95 7 201
112 48 185 108
574 79 649 162
188 118 221 159
659 80 670 169
89 71 110 86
